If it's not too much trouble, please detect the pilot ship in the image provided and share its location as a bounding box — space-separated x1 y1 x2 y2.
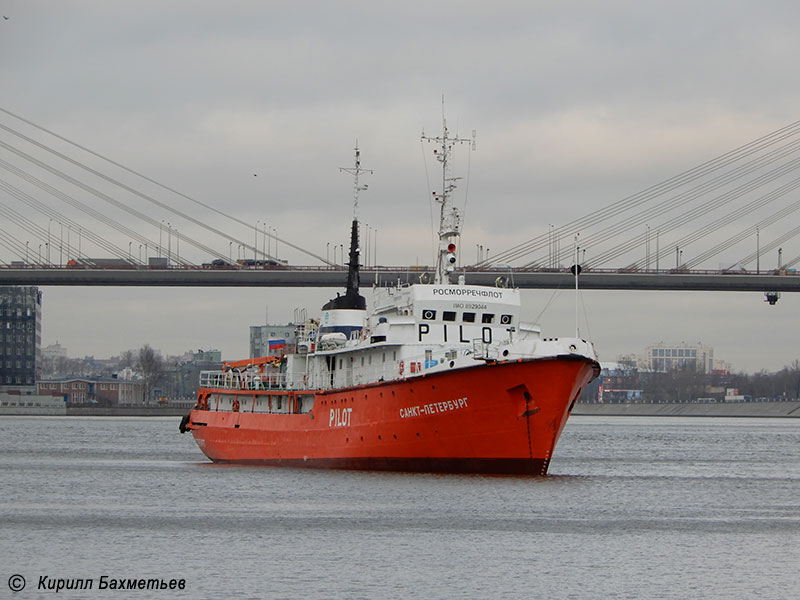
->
181 116 600 475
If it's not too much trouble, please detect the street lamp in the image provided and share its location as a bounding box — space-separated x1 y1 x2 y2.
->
656 230 660 271
756 226 760 274
365 223 370 267
255 220 260 260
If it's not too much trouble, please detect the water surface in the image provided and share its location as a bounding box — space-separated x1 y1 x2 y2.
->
1 415 798 599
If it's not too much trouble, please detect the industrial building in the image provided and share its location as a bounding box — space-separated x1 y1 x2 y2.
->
250 324 297 358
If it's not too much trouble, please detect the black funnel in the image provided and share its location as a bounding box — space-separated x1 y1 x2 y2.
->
322 219 366 311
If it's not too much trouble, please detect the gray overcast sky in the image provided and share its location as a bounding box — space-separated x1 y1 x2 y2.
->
2 0 800 372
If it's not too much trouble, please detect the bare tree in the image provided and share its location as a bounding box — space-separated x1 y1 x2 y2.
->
137 344 164 403
119 349 136 369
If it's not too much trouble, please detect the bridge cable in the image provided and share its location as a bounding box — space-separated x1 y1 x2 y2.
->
0 107 328 265
478 119 800 268
0 176 142 263
582 154 800 268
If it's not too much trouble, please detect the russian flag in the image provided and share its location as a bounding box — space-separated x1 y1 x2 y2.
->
268 338 287 351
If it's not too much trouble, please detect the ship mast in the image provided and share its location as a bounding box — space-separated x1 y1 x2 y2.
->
422 100 476 285
323 142 371 309
339 140 372 222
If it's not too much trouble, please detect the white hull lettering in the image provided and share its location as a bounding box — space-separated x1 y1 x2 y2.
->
433 288 503 299
399 397 468 419
329 407 353 427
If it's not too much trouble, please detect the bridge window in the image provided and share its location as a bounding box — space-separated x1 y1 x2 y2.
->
500 314 513 325
482 313 495 324
442 311 456 322
463 312 476 323
422 309 436 320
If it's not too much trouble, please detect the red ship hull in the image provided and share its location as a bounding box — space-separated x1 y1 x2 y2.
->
186 356 598 475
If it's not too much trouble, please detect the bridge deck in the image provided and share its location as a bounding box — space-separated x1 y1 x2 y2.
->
1 266 798 292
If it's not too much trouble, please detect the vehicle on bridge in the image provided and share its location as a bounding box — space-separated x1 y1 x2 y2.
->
201 259 233 269
66 258 137 269
235 258 287 268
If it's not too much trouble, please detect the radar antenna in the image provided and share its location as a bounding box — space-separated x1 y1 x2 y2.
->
339 140 373 220
421 98 476 285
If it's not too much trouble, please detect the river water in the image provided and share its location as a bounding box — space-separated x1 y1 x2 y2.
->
1 415 798 599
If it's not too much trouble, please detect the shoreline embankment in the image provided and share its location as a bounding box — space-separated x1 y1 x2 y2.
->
573 401 800 418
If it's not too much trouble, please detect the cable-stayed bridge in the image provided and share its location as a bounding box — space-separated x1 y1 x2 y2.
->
2 107 800 296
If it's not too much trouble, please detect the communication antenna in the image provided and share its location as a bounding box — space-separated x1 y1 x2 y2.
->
339 140 373 220
421 97 476 284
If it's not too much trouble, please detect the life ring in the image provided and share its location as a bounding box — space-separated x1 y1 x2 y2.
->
399 360 405 375
232 398 240 412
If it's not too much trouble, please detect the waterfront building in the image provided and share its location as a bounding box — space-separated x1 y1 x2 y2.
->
0 286 42 390
41 341 68 361
646 341 713 373
161 350 224 403
193 349 221 362
37 376 144 405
